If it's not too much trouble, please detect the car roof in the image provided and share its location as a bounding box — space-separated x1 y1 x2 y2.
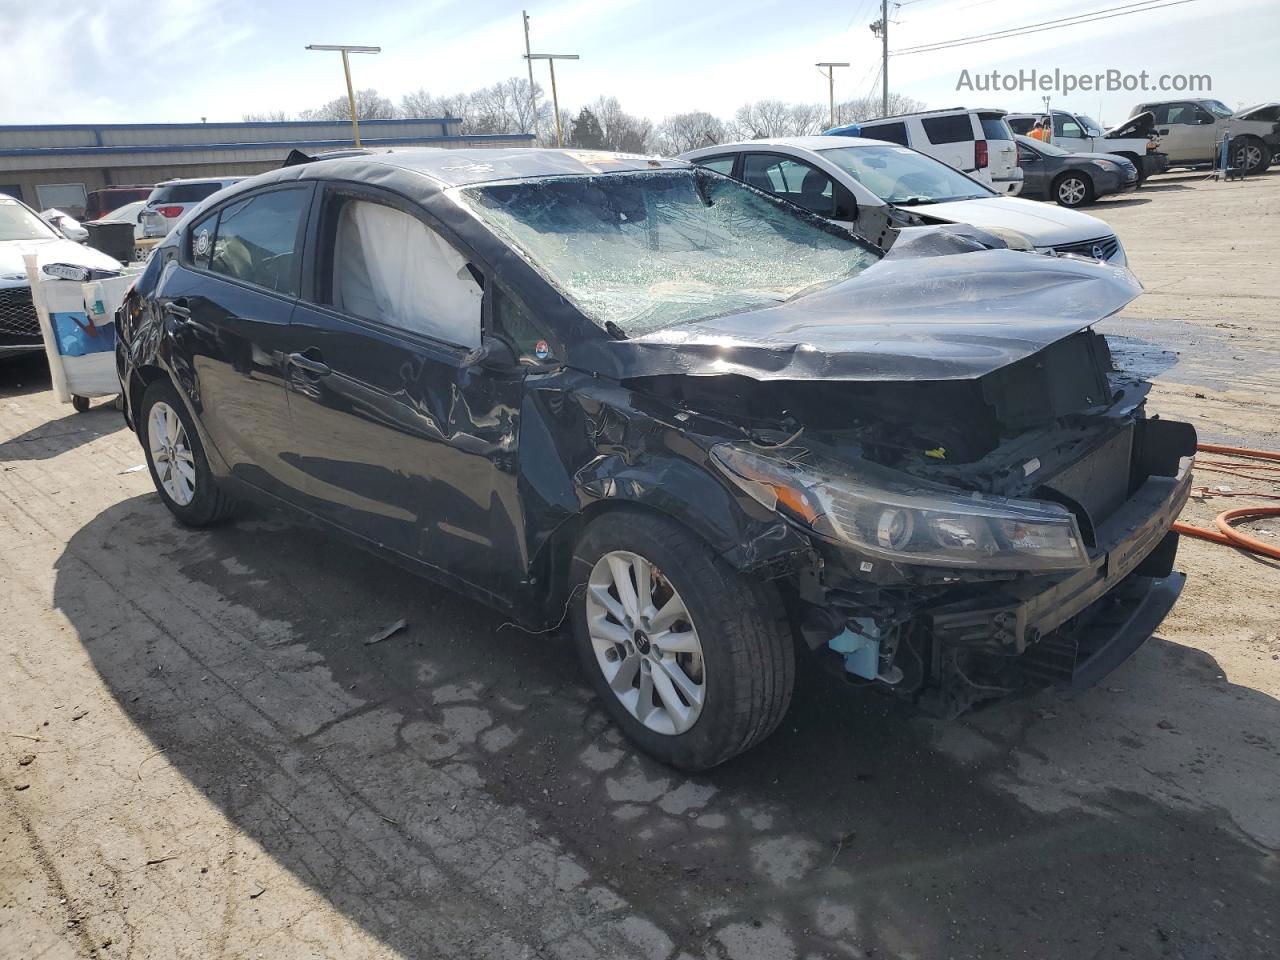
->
685 135 898 155
860 107 1006 122
155 176 245 186
277 148 687 189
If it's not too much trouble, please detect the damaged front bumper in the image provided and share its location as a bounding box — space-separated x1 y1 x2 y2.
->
801 424 1195 715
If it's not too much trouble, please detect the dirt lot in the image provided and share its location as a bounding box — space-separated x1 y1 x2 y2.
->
2 170 1278 960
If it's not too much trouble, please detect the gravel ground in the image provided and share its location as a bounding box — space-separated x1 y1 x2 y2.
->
1 170 1277 960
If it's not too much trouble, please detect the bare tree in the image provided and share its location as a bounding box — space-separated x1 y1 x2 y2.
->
835 92 927 124
242 110 293 122
399 88 444 118
591 97 654 153
728 100 828 140
654 111 726 155
300 88 397 122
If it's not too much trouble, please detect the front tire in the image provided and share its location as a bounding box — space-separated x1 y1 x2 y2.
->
1053 172 1094 207
140 380 237 527
571 510 795 771
1230 137 1269 176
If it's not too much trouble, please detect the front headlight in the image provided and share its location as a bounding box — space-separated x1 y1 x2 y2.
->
712 444 1087 572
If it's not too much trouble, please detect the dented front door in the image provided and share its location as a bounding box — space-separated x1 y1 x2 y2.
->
284 301 525 597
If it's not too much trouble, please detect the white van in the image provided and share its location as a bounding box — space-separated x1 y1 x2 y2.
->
847 108 1023 195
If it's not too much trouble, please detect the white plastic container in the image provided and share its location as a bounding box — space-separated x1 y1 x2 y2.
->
23 255 138 409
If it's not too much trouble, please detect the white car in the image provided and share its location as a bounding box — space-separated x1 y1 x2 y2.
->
680 136 1128 266
140 176 245 239
40 208 89 243
1 194 121 356
840 107 1024 196
101 200 148 240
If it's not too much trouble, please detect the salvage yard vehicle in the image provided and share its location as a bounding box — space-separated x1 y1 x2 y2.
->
116 149 1195 770
1130 98 1277 175
682 137 1130 265
1006 110 1168 183
1 193 120 356
1014 135 1139 207
139 176 244 239
843 107 1024 195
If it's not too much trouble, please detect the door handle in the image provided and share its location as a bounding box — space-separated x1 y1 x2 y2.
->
288 351 330 376
163 298 191 320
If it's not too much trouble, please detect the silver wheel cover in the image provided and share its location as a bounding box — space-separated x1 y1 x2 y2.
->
1059 177 1086 205
585 550 706 736
147 401 196 506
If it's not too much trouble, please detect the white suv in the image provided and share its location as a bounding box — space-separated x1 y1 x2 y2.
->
836 108 1023 196
140 177 244 239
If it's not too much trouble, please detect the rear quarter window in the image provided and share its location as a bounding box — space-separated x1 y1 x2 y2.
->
921 114 975 144
861 121 908 146
151 182 224 204
979 113 1014 141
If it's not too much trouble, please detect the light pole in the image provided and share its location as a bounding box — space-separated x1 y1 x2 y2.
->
522 12 539 139
305 44 381 147
816 62 850 127
524 53 579 147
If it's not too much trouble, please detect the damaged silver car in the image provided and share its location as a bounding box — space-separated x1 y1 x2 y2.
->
117 150 1195 771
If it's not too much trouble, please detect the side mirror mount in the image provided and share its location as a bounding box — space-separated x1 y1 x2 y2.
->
464 334 519 371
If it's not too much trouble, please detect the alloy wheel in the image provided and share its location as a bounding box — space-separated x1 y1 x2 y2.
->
1058 177 1087 206
1232 142 1263 171
147 401 196 506
585 550 706 735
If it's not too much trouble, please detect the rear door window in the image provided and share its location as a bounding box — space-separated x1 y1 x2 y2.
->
207 188 310 296
861 121 908 146
1053 115 1085 139
921 114 974 144
151 182 225 204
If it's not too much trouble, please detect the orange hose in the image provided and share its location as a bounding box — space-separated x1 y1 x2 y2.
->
1172 443 1280 559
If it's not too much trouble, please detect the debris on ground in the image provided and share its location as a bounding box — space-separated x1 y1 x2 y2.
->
365 618 409 646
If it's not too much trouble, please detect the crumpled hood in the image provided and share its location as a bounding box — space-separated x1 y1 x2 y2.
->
897 196 1113 248
597 248 1141 382
0 238 120 288
1107 112 1156 139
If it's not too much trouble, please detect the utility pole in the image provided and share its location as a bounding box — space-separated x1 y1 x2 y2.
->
869 2 889 117
816 62 850 127
522 11 539 140
306 44 381 147
524 53 579 147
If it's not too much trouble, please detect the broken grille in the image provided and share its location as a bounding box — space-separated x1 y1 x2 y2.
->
0 287 41 339
1054 235 1120 261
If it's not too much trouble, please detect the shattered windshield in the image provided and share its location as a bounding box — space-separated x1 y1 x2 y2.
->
457 170 877 336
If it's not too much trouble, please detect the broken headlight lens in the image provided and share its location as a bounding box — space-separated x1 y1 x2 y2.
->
711 443 1087 572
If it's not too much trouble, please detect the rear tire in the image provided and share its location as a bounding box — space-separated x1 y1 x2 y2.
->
1053 172 1094 208
570 510 795 771
71 395 90 413
140 380 237 527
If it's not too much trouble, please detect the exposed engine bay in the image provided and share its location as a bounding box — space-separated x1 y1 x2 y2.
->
626 324 1196 716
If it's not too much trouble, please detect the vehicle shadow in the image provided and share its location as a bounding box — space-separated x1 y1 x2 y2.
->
0 405 125 461
1091 196 1152 208
0 351 52 398
55 496 1280 959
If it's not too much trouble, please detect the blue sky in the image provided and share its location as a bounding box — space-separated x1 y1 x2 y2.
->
2 0 1275 128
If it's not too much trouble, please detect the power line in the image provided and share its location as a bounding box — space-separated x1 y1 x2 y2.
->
893 0 1201 55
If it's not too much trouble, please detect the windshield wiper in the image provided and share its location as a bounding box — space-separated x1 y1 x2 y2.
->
891 196 938 206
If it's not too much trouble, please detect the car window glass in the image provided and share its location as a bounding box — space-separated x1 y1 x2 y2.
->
921 114 973 144
1165 104 1195 124
696 156 735 175
818 144 995 204
330 198 482 349
152 182 225 204
742 155 835 216
978 113 1012 141
1056 117 1084 139
862 121 908 146
1016 144 1039 163
189 210 218 270
1145 105 1167 123
493 286 556 364
208 189 307 295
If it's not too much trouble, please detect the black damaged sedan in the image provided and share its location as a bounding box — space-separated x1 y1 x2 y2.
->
116 149 1195 770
